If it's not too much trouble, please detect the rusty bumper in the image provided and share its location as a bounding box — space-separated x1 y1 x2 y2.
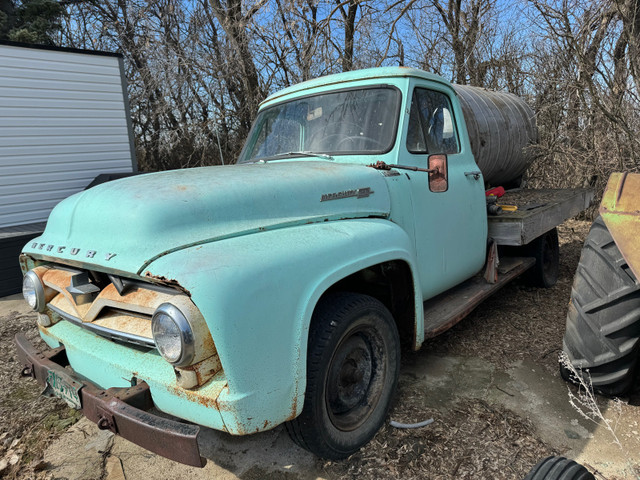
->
14 334 206 468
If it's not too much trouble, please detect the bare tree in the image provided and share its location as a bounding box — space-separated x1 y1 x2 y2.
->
528 0 640 199
52 0 638 204
401 0 529 91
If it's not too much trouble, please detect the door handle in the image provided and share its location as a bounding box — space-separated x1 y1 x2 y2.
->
464 171 482 180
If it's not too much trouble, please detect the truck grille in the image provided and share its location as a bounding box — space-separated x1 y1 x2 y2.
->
37 265 188 349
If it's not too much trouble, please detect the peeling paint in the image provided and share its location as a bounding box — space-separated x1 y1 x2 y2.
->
600 172 640 280
143 271 191 296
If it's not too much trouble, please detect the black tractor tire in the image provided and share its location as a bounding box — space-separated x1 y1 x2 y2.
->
525 228 560 288
561 216 640 396
286 292 400 459
524 456 595 480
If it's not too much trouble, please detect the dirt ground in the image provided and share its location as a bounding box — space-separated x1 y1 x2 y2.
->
1 219 639 480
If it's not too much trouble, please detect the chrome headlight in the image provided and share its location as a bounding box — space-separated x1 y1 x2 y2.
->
151 303 195 367
22 270 45 312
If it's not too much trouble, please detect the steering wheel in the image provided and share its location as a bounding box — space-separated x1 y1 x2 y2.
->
324 122 362 136
336 135 386 150
305 133 348 151
307 122 364 149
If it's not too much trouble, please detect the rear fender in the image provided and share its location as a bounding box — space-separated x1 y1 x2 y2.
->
600 172 640 279
144 219 422 433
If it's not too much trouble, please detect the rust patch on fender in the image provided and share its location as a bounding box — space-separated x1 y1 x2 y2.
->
167 384 219 409
19 254 33 274
213 385 232 412
288 394 298 421
144 271 191 296
176 355 222 387
213 385 251 435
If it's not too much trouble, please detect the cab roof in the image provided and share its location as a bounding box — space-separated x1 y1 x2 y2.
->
261 67 451 107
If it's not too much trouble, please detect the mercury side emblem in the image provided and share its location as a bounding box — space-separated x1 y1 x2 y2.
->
30 243 117 261
321 187 374 202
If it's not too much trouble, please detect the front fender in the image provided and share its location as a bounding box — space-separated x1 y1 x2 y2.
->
144 218 422 434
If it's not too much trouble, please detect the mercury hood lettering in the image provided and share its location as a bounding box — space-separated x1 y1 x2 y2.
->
30 243 117 261
321 187 374 202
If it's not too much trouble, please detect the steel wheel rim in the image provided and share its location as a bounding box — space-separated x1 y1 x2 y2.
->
325 325 386 432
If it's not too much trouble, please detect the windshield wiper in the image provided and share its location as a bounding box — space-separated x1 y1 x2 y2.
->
282 151 335 160
255 151 334 162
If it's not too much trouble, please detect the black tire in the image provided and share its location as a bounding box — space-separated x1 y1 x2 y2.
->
524 456 595 480
286 292 400 459
525 228 560 288
561 217 640 396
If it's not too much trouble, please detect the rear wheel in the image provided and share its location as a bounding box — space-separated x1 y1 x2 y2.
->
561 217 640 396
286 292 400 459
525 228 560 288
524 456 595 480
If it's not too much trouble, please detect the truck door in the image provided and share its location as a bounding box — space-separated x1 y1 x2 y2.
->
400 83 487 299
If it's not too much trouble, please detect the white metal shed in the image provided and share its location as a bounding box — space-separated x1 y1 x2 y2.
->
0 40 137 296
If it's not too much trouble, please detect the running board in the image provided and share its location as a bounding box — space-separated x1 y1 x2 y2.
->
423 257 535 339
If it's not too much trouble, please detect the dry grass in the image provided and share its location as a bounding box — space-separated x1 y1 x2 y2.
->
320 399 554 480
0 307 80 480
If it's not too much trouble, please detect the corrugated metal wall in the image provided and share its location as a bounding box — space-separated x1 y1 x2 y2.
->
0 42 136 230
0 231 41 297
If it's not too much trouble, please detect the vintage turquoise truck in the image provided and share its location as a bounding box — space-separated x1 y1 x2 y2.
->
15 67 593 465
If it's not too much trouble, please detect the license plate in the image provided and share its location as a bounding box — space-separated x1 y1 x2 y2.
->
44 370 82 409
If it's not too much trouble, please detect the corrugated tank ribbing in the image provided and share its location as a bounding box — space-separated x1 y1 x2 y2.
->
453 84 537 186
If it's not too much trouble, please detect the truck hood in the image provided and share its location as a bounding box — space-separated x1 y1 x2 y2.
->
23 161 390 275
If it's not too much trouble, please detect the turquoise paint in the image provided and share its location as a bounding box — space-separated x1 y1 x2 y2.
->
41 321 228 431
145 218 422 432
396 78 487 299
23 67 489 437
22 161 391 275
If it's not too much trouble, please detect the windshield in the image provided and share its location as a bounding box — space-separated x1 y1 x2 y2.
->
238 87 401 163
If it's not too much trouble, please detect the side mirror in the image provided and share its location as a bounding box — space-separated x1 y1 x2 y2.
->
428 154 448 192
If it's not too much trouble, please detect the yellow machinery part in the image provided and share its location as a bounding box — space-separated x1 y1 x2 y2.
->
600 172 640 280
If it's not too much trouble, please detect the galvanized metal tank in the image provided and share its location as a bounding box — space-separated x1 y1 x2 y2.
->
453 85 537 186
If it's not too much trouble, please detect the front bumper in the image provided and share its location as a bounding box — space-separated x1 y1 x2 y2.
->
14 334 206 468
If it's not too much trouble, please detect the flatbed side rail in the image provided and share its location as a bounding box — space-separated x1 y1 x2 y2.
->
488 188 593 246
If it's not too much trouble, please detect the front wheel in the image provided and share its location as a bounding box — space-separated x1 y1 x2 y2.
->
286 292 400 459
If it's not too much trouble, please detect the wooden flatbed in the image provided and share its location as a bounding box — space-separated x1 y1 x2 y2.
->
488 188 593 246
423 188 593 338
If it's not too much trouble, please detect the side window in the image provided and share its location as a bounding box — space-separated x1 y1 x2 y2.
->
406 88 459 155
